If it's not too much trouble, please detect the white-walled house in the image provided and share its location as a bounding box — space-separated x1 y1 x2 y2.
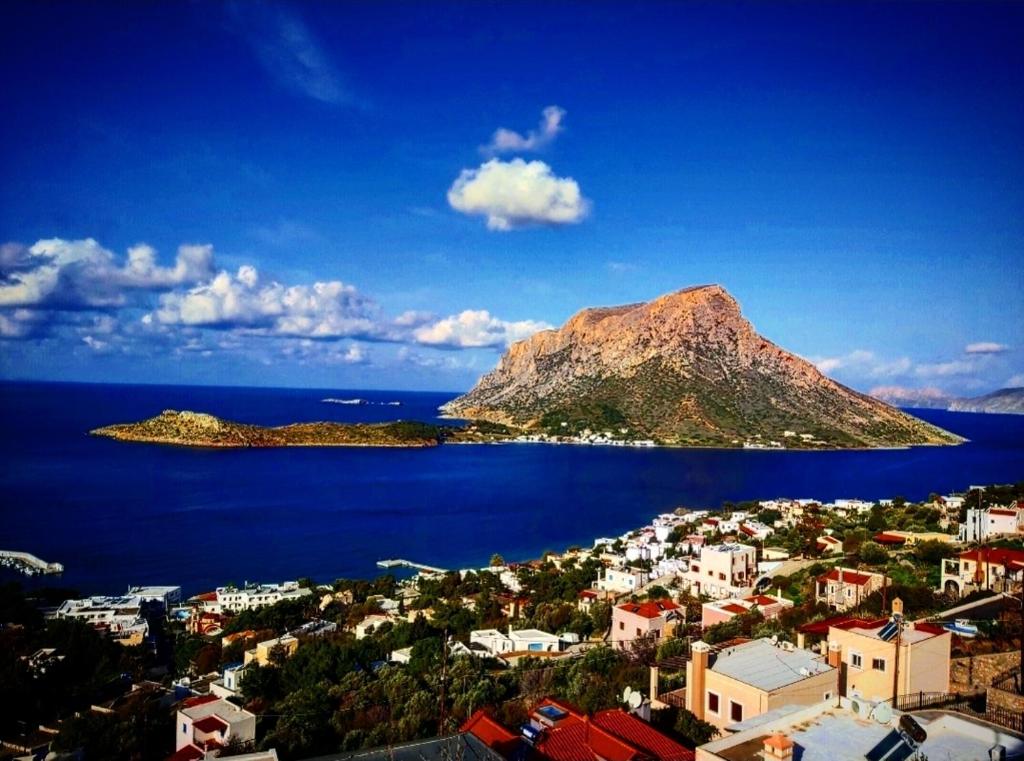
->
595 566 648 594
175 695 256 756
195 581 312 615
470 628 513 655
679 543 758 600
959 507 1023 543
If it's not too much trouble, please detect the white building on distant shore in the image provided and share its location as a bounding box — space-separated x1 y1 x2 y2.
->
54 595 150 645
193 581 312 614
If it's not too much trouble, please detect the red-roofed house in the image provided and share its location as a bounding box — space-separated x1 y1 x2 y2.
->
815 567 888 611
701 593 792 629
460 710 522 756
174 695 255 758
940 546 1024 597
826 603 951 701
816 534 843 556
502 698 694 761
611 600 682 650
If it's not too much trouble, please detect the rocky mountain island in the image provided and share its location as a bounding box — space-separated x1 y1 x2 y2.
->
91 410 450 448
441 285 962 449
948 387 1024 415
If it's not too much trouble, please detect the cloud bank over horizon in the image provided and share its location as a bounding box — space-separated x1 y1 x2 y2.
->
0 237 552 378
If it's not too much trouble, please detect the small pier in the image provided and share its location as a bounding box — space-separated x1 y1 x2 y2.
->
377 558 447 574
0 550 64 575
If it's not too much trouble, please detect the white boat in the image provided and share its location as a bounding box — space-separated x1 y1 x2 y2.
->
943 619 979 637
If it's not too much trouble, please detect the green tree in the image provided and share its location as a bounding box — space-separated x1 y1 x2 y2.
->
490 553 506 567
859 542 889 565
674 708 717 746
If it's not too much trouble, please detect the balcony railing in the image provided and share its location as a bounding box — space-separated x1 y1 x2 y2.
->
882 690 1024 734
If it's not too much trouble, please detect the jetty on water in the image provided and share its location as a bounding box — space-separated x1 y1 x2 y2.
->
1 550 64 575
377 558 447 574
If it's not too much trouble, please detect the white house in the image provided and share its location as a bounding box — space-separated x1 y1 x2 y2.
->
196 581 312 615
679 542 758 600
470 628 513 655
959 507 1023 543
509 627 563 652
210 663 247 699
595 566 648 594
175 695 256 756
54 595 149 645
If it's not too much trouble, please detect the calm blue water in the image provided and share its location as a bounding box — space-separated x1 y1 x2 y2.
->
1 381 1022 596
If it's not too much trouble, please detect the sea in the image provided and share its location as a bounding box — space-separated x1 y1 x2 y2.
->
1 381 1022 597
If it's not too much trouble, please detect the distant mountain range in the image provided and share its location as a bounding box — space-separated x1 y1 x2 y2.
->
872 386 1024 415
441 285 961 448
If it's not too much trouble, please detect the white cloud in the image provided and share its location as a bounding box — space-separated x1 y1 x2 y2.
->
813 349 912 379
1007 374 1024 388
226 3 349 105
149 265 387 340
447 158 589 231
914 359 977 378
965 341 1009 355
0 238 213 309
414 309 551 349
483 106 566 154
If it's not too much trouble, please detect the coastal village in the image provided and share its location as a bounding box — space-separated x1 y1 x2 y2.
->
4 481 1024 761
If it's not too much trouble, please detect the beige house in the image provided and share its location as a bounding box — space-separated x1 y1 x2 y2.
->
680 542 758 600
686 638 837 730
815 567 888 611
824 607 951 701
610 599 682 650
243 634 298 666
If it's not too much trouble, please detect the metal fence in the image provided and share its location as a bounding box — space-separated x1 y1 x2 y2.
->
885 690 1024 734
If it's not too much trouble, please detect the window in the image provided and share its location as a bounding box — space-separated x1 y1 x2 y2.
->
872 658 886 672
823 691 833 701
719 573 726 581
619 622 624 630
707 692 720 715
182 723 187 734
730 701 744 722
850 652 863 669
636 628 642 636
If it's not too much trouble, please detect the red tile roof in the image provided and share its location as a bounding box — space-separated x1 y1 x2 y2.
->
873 533 907 545
592 710 695 761
958 547 1024 566
461 710 520 754
617 599 680 619
817 568 874 586
579 590 599 599
745 595 780 606
166 745 204 761
192 715 228 733
190 591 218 602
740 524 757 536
799 615 888 635
989 508 1018 517
721 603 748 615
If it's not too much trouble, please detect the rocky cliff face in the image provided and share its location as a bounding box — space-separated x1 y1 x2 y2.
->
441 285 962 448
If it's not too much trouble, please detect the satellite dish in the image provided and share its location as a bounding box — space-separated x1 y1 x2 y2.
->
874 702 893 724
622 686 633 704
628 691 643 709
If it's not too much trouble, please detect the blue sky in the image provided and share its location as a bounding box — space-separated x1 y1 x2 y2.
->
1 1 1022 395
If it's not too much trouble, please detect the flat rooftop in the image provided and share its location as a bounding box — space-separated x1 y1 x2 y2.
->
710 638 833 691
702 701 1024 761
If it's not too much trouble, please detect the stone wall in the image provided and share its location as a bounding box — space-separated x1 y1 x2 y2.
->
950 651 1020 691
